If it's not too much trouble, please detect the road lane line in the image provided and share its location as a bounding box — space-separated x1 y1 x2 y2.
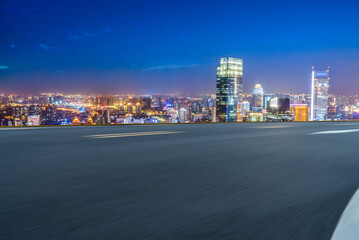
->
85 131 182 139
0 127 55 130
309 129 359 135
250 126 293 129
329 124 359 126
87 131 175 137
331 189 359 240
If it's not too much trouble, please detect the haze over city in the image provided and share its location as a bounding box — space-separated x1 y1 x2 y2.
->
1 0 359 94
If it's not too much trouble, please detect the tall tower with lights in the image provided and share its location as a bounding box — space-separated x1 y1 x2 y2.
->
252 83 264 112
310 67 330 121
216 57 243 122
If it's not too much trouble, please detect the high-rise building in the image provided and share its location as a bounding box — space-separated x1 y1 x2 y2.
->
252 84 264 112
290 104 309 121
310 67 329 121
179 107 190 123
216 57 243 122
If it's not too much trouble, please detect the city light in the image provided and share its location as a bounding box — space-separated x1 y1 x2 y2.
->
0 64 357 126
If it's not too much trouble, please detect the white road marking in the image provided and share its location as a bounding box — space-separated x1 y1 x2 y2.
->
85 131 182 139
250 126 293 129
309 129 359 135
0 127 54 130
331 189 359 240
329 124 359 126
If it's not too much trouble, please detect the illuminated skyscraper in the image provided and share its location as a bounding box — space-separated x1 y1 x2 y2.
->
252 84 264 112
216 57 243 122
310 67 330 121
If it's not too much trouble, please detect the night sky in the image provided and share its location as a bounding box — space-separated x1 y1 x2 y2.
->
1 0 359 95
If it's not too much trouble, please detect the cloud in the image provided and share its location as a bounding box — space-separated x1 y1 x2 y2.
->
104 27 115 33
82 31 96 37
68 34 81 41
68 30 97 41
10 44 15 48
0 65 9 69
145 63 199 71
38 43 53 50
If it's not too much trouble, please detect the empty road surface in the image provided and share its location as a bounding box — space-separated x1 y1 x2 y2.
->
1 122 359 239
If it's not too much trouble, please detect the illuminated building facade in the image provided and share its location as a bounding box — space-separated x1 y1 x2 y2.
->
216 57 243 122
310 68 330 121
179 107 190 123
267 97 293 121
252 84 264 112
249 112 264 122
263 94 274 110
40 105 57 125
290 104 309 121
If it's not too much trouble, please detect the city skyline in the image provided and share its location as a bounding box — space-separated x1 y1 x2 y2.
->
0 64 356 97
1 0 359 94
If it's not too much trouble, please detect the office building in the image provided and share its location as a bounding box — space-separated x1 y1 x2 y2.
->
263 94 274 110
252 84 264 112
216 57 243 122
310 67 330 121
267 97 293 121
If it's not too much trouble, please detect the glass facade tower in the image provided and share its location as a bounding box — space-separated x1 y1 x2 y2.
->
252 84 264 112
216 57 243 122
310 67 330 121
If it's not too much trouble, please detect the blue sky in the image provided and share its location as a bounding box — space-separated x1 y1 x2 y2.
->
1 0 359 94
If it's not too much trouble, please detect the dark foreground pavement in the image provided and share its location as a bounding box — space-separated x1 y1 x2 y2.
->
1 122 359 239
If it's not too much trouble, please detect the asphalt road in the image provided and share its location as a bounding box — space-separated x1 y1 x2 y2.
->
1 122 359 240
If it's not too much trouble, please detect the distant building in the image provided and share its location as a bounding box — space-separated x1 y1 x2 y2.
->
249 112 264 122
242 101 250 112
40 105 57 125
27 115 40 126
28 105 41 116
310 67 330 121
290 104 309 121
263 94 274 110
210 107 216 122
216 57 243 122
267 97 292 121
179 107 190 123
252 84 264 112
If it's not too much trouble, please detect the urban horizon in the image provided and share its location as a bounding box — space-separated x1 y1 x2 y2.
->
1 57 359 126
1 65 358 96
1 62 359 96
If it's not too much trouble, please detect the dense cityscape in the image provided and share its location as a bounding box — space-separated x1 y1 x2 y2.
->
0 57 358 126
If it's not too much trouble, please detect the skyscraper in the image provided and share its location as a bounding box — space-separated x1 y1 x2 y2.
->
252 84 264 112
310 67 330 121
216 57 243 122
